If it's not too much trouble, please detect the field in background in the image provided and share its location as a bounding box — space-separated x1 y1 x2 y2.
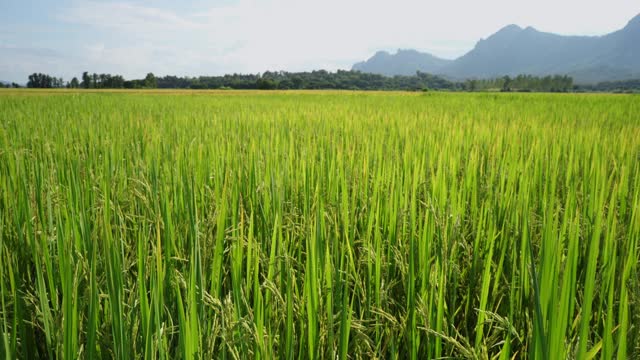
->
0 91 639 359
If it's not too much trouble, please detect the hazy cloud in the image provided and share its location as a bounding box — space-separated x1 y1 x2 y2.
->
0 0 638 82
0 52 68 86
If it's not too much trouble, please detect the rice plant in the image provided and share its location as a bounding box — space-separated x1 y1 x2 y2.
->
0 90 638 359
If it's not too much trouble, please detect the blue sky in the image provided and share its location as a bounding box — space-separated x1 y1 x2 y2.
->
1 0 638 83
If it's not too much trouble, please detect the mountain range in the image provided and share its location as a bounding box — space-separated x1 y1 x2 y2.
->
352 14 640 84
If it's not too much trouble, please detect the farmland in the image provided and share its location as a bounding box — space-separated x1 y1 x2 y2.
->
0 90 639 359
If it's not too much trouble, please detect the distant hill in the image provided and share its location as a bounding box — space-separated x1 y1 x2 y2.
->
353 14 640 84
352 49 452 77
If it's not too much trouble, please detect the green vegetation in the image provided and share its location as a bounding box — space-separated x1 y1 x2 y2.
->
206 70 456 91
24 69 640 93
23 70 581 92
26 72 158 90
0 90 638 359
27 73 68 89
580 79 640 93
463 75 574 92
0 82 21 89
27 70 457 91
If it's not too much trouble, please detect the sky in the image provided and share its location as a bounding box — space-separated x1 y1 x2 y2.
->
1 0 639 83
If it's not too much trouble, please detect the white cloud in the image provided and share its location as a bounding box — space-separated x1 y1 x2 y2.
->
0 46 68 83
62 1 204 32
1 0 638 81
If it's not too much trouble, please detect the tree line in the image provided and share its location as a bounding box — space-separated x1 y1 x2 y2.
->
462 74 574 92
159 70 458 91
21 70 639 93
0 82 22 88
24 70 458 91
578 79 640 93
25 72 158 89
27 73 67 88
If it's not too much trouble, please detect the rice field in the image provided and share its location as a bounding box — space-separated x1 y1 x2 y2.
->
0 90 639 359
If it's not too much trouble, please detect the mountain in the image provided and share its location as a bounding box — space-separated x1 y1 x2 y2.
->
352 49 452 76
353 14 640 83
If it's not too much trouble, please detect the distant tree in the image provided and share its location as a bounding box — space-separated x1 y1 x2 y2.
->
27 73 36 88
124 79 145 89
23 69 473 91
112 75 125 88
256 77 277 90
144 73 157 88
291 76 303 89
501 76 512 92
11 82 20 88
278 79 293 89
98 74 108 88
27 73 54 88
81 72 90 89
